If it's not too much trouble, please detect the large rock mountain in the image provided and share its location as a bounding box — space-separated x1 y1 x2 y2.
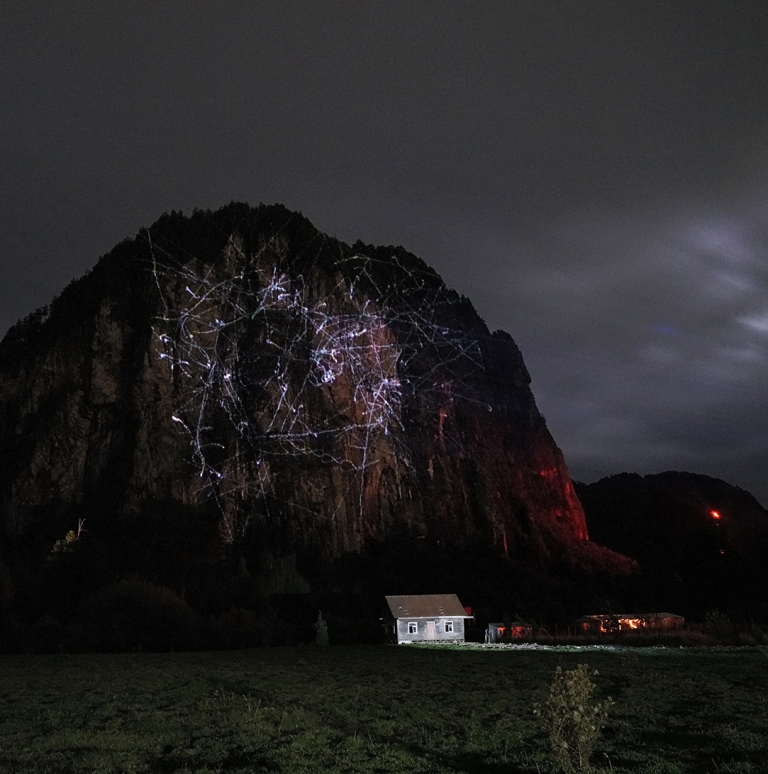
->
0 203 630 637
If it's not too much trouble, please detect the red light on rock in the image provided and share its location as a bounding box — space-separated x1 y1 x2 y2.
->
710 510 721 520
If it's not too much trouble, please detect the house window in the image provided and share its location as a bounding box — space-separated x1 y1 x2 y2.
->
445 621 454 633
408 621 417 635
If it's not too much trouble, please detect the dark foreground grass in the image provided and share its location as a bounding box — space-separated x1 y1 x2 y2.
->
1 645 767 773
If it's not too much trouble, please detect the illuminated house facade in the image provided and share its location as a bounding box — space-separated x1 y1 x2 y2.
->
574 612 685 635
385 594 473 644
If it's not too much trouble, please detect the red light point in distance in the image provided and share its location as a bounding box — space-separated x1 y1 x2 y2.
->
710 510 721 520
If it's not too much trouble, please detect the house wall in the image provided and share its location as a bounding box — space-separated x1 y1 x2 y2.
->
396 617 465 643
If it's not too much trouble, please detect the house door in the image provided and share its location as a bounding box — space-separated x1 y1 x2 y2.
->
426 621 436 640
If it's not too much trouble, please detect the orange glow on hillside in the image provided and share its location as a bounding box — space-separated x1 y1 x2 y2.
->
710 510 721 520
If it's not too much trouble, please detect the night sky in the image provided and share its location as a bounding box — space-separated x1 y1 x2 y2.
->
3 2 768 505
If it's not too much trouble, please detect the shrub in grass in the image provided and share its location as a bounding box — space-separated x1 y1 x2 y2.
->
314 610 329 646
703 608 733 639
533 663 613 773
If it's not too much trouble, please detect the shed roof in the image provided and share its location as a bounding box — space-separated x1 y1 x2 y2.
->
385 594 471 619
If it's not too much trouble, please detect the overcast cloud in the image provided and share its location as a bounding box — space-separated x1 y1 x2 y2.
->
2 2 767 504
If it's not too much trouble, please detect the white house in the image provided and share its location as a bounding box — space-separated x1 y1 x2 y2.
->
385 594 473 644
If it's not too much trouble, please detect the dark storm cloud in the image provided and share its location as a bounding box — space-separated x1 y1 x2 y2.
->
2 2 767 502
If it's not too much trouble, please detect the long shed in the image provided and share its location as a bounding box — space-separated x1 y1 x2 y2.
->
385 594 473 644
574 612 685 635
485 622 533 643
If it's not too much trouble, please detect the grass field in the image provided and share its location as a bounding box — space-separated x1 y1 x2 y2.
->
1 645 767 773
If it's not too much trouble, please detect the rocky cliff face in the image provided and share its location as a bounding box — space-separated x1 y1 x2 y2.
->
0 204 604 601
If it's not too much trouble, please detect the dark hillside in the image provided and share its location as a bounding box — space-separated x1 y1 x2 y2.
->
576 471 768 620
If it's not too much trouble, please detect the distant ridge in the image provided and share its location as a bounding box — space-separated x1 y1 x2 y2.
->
576 471 768 619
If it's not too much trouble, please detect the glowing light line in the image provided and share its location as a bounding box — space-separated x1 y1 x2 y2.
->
147 225 485 537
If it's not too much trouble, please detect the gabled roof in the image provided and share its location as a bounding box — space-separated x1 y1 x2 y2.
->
385 594 471 619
